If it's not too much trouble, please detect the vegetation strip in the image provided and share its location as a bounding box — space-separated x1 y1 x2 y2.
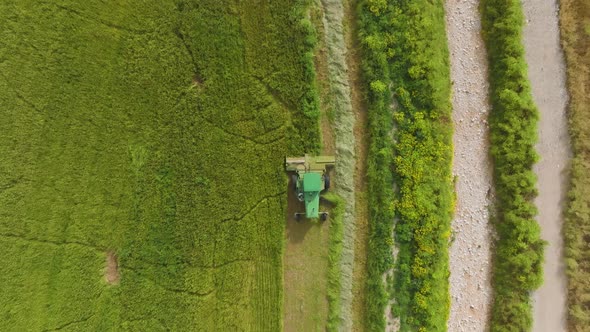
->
323 193 346 331
358 0 454 330
480 0 545 330
559 0 590 330
318 0 358 330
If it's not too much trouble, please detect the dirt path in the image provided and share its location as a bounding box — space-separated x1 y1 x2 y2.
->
521 1 571 331
283 187 331 332
445 0 494 330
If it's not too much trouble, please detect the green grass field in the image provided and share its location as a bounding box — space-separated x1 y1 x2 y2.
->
0 0 319 330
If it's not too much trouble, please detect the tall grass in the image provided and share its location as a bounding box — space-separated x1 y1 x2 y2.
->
480 0 545 330
358 0 454 330
559 0 590 330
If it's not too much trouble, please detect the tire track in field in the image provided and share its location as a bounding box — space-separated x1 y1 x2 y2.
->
445 0 494 330
43 2 152 34
521 1 570 331
41 314 95 332
0 232 103 252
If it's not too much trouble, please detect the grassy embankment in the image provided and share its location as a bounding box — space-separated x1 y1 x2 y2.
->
559 0 590 330
358 0 454 330
480 0 545 330
0 0 319 330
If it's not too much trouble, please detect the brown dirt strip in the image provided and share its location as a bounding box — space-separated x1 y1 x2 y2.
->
105 251 120 285
283 185 331 332
521 1 571 331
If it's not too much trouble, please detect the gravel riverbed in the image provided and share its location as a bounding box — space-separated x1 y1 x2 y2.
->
445 0 494 330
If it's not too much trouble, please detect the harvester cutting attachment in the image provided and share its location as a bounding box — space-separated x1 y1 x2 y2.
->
285 154 335 221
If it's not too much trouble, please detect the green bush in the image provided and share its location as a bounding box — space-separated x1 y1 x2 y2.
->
357 2 395 330
358 0 453 331
480 0 545 330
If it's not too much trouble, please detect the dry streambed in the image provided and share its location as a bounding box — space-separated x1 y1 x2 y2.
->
445 0 494 330
521 1 570 331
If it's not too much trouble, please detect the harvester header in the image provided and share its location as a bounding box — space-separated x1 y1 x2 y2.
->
285 154 335 220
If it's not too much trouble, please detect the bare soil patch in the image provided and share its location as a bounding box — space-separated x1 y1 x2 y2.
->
105 251 120 285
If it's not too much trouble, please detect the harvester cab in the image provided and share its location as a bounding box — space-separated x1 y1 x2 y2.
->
285 154 335 221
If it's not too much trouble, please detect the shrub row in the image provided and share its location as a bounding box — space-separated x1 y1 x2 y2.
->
558 0 590 330
357 1 395 330
480 0 545 331
358 0 454 331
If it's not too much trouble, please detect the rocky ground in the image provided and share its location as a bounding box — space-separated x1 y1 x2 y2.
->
445 0 494 330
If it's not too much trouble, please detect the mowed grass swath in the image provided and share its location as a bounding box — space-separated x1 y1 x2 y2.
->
0 0 320 330
358 0 454 331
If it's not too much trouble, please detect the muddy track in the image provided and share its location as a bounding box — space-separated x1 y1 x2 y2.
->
445 0 494 330
521 1 570 331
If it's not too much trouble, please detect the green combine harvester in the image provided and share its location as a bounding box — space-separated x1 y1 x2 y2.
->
285 154 335 221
